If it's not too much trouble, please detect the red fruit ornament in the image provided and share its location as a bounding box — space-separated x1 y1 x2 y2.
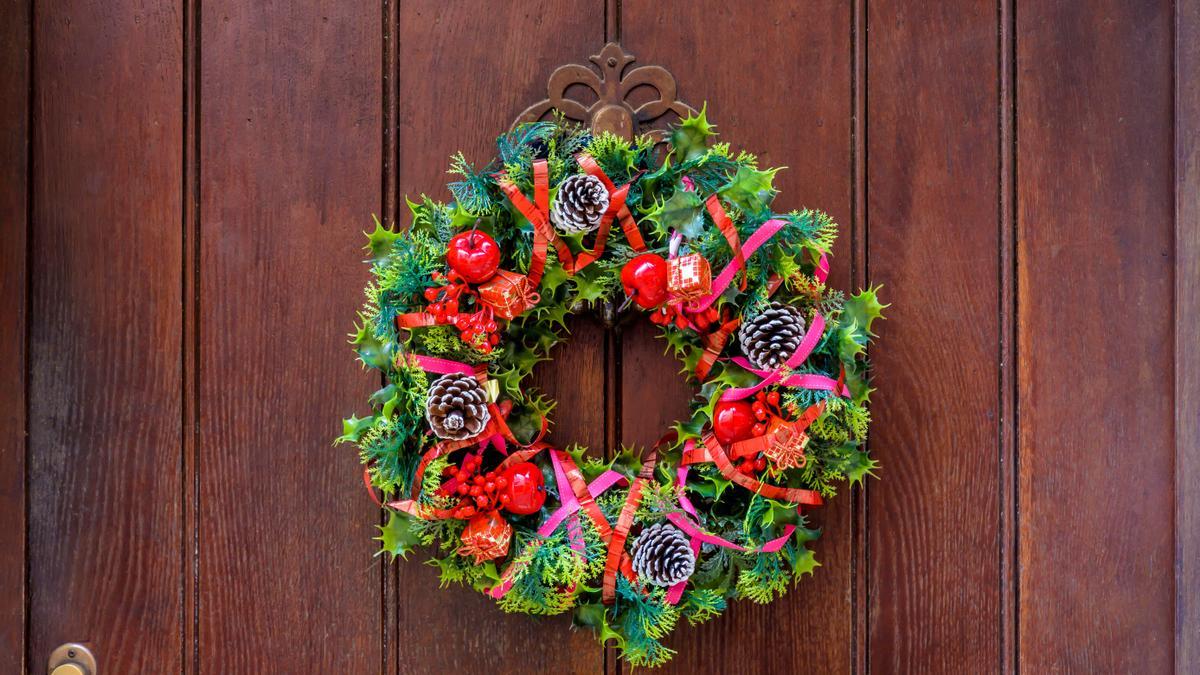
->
621 253 669 309
712 400 757 446
446 230 501 284
500 462 546 515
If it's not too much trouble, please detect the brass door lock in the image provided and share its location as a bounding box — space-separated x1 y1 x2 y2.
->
47 643 96 675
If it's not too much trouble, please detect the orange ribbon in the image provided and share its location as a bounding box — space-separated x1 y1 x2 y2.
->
685 433 823 506
601 450 658 605
694 312 740 381
705 194 748 292
496 157 635 278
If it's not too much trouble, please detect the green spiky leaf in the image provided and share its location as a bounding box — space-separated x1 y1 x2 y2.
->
377 510 424 559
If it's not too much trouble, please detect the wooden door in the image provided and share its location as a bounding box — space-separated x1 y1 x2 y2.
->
2 0 1195 672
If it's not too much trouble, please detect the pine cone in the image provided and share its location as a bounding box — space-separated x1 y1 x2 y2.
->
550 174 610 234
738 302 807 370
631 522 696 587
426 373 491 440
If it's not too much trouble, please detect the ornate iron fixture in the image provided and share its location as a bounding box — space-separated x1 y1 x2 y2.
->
512 42 696 142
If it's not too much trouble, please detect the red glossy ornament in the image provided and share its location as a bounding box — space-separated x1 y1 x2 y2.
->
620 253 669 308
712 400 757 446
500 462 546 515
446 230 501 284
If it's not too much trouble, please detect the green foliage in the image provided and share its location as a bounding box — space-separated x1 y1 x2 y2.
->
341 113 886 669
669 104 717 162
377 510 424 560
613 577 680 667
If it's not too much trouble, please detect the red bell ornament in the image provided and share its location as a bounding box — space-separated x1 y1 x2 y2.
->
500 462 546 515
712 400 757 446
459 510 513 563
446 230 501 284
667 253 712 303
477 269 540 320
621 253 669 308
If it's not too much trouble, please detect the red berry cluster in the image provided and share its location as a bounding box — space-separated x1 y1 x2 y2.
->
440 455 510 520
423 270 470 321
451 310 500 353
736 390 786 476
750 390 784 436
649 303 720 330
422 270 502 352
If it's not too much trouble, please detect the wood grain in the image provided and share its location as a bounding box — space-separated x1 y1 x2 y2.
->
392 2 603 672
28 1 183 671
620 2 855 672
1177 0 1200 668
1017 1 1176 671
866 1 1002 671
197 2 382 671
0 0 28 668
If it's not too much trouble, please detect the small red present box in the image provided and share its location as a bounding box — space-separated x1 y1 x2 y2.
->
668 253 712 303
477 269 539 320
459 511 512 563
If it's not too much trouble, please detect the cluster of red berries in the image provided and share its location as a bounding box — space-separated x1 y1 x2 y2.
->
423 270 470 320
422 270 502 352
440 456 510 520
649 303 721 330
750 390 784 436
735 391 786 476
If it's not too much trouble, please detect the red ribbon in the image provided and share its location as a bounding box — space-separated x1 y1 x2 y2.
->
683 434 823 506
495 156 636 278
601 450 657 605
704 194 748 292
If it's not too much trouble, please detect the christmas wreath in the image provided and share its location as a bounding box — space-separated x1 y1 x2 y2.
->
339 110 885 667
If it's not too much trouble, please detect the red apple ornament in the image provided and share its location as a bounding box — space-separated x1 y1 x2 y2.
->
712 400 757 446
621 253 669 308
446 230 501 284
500 462 546 515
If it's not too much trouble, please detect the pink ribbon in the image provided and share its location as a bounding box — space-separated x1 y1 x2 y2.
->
688 218 788 313
412 354 475 376
720 313 827 401
728 357 850 397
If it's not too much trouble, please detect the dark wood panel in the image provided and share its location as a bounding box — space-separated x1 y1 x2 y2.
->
392 3 603 672
28 1 183 671
866 1 1002 671
1016 1 1175 672
197 3 382 671
0 0 28 668
1177 0 1200 668
621 2 855 672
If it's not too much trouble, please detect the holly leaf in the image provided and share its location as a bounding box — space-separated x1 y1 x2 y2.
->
688 469 732 501
335 414 376 444
670 104 717 162
646 188 705 239
539 263 570 295
569 265 615 303
833 444 880 484
843 361 875 405
718 165 780 216
364 214 403 261
573 603 626 648
835 318 868 361
790 545 820 579
843 285 888 340
376 511 424 560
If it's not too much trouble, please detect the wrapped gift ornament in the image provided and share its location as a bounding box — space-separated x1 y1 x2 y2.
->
477 269 540 320
667 253 712 303
459 510 513 563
